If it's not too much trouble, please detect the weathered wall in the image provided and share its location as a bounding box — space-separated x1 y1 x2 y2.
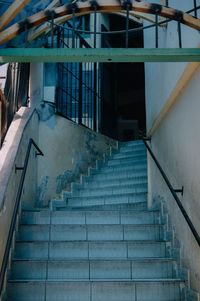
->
0 108 39 274
144 0 200 293
37 105 118 207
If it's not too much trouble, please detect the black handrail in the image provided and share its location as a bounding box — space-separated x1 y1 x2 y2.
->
0 138 44 295
142 137 200 247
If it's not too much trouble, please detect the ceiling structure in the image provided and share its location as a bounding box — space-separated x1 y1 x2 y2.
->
0 0 199 48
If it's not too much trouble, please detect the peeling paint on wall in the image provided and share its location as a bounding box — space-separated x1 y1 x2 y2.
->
37 114 117 206
37 176 49 207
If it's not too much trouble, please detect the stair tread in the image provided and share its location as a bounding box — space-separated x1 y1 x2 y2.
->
11 257 176 262
15 240 169 243
8 279 184 283
67 191 147 199
4 140 189 301
19 223 164 227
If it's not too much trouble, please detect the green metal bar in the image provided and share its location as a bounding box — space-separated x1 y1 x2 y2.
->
0 48 200 63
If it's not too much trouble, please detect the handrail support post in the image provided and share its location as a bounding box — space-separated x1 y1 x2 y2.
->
174 186 184 196
15 165 24 173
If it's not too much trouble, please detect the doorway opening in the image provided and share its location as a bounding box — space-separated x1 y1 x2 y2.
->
100 14 146 141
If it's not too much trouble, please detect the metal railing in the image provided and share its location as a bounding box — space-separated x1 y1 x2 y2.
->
142 137 200 247
44 3 200 134
0 139 44 295
52 20 101 132
51 4 200 49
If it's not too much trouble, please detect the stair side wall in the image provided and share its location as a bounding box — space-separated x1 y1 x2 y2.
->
37 109 118 207
0 109 39 281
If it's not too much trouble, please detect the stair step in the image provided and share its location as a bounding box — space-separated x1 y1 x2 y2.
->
72 183 147 197
66 192 147 207
22 209 159 225
17 224 164 242
107 155 147 167
9 258 178 280
4 280 185 301
82 176 147 188
14 241 170 260
85 171 147 183
121 140 144 147
119 144 146 153
58 201 148 211
112 150 147 159
92 162 147 175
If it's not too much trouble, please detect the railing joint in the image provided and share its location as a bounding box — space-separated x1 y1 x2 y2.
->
15 165 24 173
35 152 44 157
174 186 184 196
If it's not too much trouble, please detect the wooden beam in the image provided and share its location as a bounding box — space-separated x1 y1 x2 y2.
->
0 0 31 32
126 11 167 27
149 47 200 136
27 0 61 42
28 9 167 43
0 48 200 63
0 0 199 46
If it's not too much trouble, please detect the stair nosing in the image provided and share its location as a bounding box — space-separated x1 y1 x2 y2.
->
7 279 185 283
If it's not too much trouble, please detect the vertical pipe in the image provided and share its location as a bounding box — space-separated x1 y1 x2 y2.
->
51 19 54 48
90 62 93 130
87 63 89 128
94 7 97 48
194 0 197 18
93 62 97 131
72 8 75 48
70 62 73 120
84 63 87 126
166 0 169 7
178 22 182 48
74 62 77 122
125 6 130 49
93 8 97 130
155 13 158 48
78 62 83 125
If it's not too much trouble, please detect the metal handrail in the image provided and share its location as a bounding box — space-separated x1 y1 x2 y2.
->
142 137 200 247
0 138 44 294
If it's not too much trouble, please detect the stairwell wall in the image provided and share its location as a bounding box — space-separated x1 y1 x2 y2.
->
0 62 43 279
0 108 39 275
37 110 118 207
144 0 200 293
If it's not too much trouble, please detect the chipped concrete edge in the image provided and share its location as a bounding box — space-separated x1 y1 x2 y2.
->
52 139 119 210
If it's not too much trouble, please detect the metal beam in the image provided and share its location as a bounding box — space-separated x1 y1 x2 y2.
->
0 48 200 63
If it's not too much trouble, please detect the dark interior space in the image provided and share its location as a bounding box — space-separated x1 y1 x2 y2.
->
100 14 146 141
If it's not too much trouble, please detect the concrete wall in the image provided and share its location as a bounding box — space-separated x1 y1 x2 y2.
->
37 105 118 207
0 108 39 274
144 0 200 293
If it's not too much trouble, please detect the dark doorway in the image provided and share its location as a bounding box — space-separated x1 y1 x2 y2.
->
100 14 146 141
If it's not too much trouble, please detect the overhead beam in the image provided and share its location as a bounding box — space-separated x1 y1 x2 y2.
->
0 0 199 46
0 48 200 63
28 9 167 43
129 11 167 27
0 0 31 32
111 11 167 27
27 0 61 41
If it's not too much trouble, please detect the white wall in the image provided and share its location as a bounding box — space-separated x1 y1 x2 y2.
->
144 0 200 293
144 1 200 130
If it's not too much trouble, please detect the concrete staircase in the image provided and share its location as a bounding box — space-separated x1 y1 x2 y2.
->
3 140 187 301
